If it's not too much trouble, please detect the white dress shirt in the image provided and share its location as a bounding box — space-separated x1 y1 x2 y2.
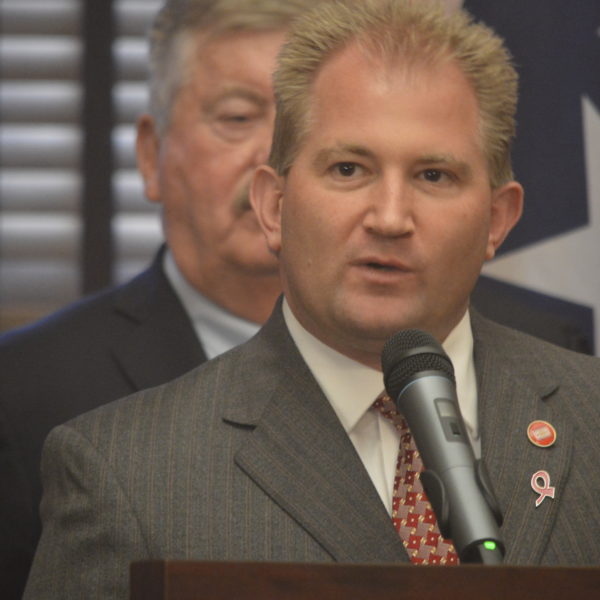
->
282 298 479 514
163 251 260 359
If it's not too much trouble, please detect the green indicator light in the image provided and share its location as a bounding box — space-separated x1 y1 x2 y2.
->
483 541 497 551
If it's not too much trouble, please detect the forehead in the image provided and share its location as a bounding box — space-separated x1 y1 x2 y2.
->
182 27 287 85
193 26 286 58
313 40 476 113
299 41 483 160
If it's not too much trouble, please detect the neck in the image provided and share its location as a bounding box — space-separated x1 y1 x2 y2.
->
181 263 281 324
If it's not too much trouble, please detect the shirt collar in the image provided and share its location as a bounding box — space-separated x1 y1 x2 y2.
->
163 250 260 359
282 298 475 437
442 308 477 440
282 299 383 433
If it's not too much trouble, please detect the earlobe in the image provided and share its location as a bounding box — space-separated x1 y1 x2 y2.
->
250 165 284 255
485 181 524 260
135 114 161 203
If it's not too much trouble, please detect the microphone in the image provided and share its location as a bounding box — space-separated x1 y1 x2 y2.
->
381 329 504 564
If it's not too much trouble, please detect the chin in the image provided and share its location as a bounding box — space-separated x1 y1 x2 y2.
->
230 242 277 267
342 298 425 333
237 255 279 276
338 314 413 345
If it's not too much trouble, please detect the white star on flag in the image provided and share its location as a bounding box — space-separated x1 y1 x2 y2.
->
483 96 600 353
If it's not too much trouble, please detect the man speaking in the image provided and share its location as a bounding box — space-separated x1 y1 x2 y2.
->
24 1 600 597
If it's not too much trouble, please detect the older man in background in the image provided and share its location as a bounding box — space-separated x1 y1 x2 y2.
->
0 1 318 597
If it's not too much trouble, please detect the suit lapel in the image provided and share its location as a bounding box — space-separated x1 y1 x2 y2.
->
224 304 408 564
222 304 578 565
473 312 573 564
110 251 206 391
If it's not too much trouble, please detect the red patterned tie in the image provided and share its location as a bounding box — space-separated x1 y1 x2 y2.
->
373 393 459 565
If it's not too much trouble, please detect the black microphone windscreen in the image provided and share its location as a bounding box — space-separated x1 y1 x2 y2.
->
381 329 455 398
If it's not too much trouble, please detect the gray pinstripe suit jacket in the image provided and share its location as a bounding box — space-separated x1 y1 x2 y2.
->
24 301 600 599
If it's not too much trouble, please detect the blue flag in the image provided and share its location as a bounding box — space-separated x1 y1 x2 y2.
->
465 0 600 353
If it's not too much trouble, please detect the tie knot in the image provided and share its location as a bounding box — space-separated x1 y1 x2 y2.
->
372 393 407 431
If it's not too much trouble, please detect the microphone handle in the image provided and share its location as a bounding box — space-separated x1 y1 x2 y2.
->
395 372 504 563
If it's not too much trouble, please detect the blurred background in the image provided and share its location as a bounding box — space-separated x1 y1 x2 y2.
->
1 0 162 331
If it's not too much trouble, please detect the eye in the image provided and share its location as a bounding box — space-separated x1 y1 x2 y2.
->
216 112 257 129
417 168 459 188
211 113 259 141
333 162 360 177
220 113 252 124
208 96 266 141
422 169 445 182
324 159 371 185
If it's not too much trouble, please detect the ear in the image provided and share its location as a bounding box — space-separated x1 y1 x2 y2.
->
250 165 284 255
135 114 161 204
485 181 524 260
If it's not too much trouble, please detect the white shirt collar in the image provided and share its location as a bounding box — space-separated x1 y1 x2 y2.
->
282 299 383 433
282 298 478 441
163 250 260 359
443 308 478 442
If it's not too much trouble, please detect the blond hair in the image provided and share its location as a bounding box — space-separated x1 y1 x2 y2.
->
148 0 319 134
270 0 518 188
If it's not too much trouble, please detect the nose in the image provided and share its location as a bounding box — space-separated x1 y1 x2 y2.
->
363 178 415 237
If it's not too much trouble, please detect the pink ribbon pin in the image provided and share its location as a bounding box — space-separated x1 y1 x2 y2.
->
531 470 555 507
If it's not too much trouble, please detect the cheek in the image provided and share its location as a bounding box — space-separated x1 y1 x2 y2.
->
432 205 490 268
159 144 200 195
280 196 325 268
456 198 491 239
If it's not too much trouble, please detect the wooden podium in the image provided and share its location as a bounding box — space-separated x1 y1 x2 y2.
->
130 560 600 600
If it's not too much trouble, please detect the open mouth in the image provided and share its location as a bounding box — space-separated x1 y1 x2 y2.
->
367 262 398 271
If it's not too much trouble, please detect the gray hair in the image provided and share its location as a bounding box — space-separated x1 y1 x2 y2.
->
148 0 320 134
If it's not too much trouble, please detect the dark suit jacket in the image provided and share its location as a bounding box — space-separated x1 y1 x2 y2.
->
472 275 593 354
0 251 205 599
23 301 600 599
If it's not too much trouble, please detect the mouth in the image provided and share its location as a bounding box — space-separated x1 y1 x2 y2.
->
349 257 415 286
365 262 400 271
356 257 411 272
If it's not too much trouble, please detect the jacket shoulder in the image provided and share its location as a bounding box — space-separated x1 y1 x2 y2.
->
0 262 165 353
472 311 600 402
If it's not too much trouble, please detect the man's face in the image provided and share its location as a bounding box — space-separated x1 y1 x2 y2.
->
138 29 286 307
252 43 522 367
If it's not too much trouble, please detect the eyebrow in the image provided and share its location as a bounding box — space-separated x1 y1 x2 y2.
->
311 144 375 170
415 154 473 178
204 86 270 111
311 146 473 178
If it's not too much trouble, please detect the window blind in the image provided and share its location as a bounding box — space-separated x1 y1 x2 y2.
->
0 0 82 330
112 0 162 285
0 0 162 332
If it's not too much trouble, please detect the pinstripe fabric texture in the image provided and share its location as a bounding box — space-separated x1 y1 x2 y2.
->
24 302 600 599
